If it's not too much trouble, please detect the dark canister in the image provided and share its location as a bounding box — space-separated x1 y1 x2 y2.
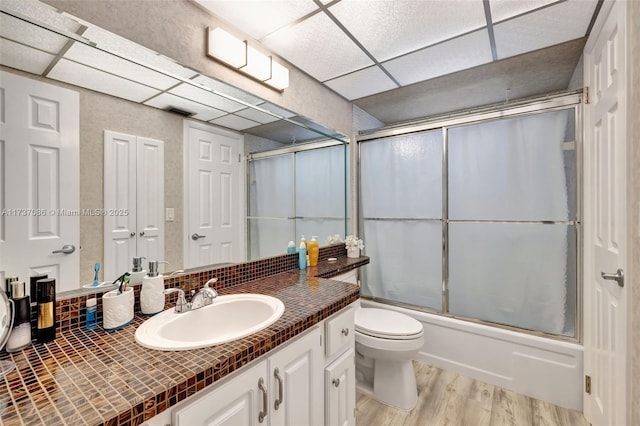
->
36 278 56 343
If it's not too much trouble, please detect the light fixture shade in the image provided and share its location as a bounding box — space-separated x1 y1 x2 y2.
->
208 27 246 68
241 46 271 81
265 60 289 90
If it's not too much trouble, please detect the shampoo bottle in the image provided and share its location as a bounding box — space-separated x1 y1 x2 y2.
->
140 261 165 315
129 256 147 285
36 278 56 343
307 236 319 267
298 241 307 269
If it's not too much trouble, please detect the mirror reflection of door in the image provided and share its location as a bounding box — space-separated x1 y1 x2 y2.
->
0 71 80 293
184 121 244 268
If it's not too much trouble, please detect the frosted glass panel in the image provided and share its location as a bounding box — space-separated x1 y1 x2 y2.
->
361 220 442 310
448 110 575 221
295 145 347 218
448 223 576 336
296 218 345 246
248 218 295 260
249 155 294 218
361 130 442 218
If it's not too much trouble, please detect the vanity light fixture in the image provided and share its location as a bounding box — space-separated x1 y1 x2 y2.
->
207 27 289 91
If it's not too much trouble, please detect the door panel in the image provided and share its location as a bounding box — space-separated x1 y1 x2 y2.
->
136 137 164 268
0 71 79 292
583 1 627 425
185 122 244 268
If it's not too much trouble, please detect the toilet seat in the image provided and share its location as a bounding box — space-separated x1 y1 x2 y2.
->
355 308 423 341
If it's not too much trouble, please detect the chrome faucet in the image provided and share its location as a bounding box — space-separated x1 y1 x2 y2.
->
163 278 218 313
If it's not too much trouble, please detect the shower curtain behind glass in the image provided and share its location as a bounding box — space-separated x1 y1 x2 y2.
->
249 145 348 259
360 108 577 337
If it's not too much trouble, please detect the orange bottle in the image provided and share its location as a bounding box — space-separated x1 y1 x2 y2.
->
307 236 319 266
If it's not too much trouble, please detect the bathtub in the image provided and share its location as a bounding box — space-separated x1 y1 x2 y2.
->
360 299 583 411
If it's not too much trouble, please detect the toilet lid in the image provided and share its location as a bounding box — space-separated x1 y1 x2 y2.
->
355 308 423 339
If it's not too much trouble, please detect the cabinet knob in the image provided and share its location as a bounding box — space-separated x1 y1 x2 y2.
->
130 232 135 237
139 231 145 237
332 378 340 388
341 328 349 336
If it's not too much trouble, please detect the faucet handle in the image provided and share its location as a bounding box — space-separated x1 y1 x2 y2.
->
163 287 188 313
202 278 219 299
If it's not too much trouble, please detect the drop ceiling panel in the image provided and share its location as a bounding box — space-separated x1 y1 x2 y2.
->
0 14 73 54
494 0 597 59
328 0 487 62
194 0 318 40
325 66 397 100
234 107 280 124
0 38 56 75
2 0 81 34
263 12 373 82
78 25 199 80
63 42 180 90
259 102 296 118
489 0 560 23
384 29 493 86
48 59 160 103
210 114 260 131
192 74 264 105
144 93 227 121
169 82 247 113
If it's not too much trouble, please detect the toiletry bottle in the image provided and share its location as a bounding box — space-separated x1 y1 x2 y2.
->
299 235 307 249
6 281 32 353
129 256 147 285
140 260 166 315
307 236 319 267
287 241 296 254
36 278 56 343
299 241 307 270
85 298 97 330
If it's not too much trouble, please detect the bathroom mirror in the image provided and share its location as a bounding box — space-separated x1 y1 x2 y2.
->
0 1 349 292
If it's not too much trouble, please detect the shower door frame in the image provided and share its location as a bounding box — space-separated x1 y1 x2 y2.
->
357 91 583 343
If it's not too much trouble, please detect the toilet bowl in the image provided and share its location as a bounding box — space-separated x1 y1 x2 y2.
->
354 308 424 410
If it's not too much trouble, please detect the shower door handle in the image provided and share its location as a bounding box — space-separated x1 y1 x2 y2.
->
601 269 624 288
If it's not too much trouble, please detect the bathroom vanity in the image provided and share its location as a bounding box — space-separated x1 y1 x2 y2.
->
0 255 367 426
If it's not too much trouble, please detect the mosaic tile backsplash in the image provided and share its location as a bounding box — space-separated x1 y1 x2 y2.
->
0 246 366 426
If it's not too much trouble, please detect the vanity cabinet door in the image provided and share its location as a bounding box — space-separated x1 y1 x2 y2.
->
325 348 356 426
172 360 268 426
269 326 323 426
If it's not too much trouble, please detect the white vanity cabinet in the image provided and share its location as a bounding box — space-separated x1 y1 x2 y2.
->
168 326 323 426
143 302 357 426
323 306 356 426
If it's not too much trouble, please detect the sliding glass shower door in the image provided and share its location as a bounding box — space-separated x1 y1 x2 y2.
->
359 101 578 338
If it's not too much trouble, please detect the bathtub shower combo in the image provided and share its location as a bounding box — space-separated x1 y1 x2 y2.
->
357 93 584 411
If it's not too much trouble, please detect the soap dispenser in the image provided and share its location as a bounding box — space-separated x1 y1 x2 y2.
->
140 261 166 315
129 256 147 285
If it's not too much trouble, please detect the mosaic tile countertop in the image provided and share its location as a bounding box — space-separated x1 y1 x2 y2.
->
0 258 366 426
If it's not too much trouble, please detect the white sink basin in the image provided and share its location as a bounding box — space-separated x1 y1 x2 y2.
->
135 293 285 351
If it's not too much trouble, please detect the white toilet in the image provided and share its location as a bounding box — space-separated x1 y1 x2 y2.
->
354 307 424 410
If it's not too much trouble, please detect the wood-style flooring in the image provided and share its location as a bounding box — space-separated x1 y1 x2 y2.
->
356 361 589 426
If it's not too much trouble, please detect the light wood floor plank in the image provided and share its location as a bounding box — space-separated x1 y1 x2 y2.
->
356 360 589 426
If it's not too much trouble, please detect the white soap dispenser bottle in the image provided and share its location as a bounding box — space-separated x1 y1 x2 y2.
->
129 256 146 285
140 260 166 315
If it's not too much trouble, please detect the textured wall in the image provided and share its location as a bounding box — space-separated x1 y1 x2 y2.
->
628 0 640 423
41 0 353 139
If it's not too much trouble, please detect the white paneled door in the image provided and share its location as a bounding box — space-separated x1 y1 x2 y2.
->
0 71 79 292
583 1 627 425
104 131 164 281
184 121 244 268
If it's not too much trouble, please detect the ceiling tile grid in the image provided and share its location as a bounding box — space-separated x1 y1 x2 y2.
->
383 28 494 87
327 0 488 62
493 0 598 59
324 65 398 100
262 11 374 82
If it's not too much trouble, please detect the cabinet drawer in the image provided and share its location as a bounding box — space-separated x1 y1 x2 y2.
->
325 307 354 358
